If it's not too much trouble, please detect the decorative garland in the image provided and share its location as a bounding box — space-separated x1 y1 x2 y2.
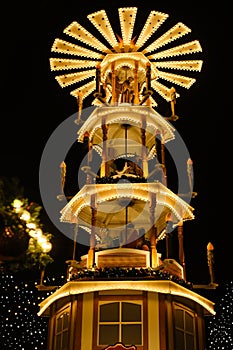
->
68 265 193 290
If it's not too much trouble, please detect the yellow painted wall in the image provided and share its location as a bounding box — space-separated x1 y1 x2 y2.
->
81 292 94 350
147 292 160 349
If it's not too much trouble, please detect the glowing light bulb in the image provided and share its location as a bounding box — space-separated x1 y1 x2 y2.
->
26 222 36 229
29 228 43 238
20 210 31 221
13 199 23 213
40 241 52 253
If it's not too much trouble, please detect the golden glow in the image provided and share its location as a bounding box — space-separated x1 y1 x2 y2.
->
55 69 96 88
151 80 180 102
154 60 203 72
29 228 43 238
87 10 119 49
70 80 96 99
20 210 31 221
142 22 191 54
38 280 215 317
26 222 36 229
157 70 196 89
13 199 23 210
118 7 137 47
64 21 110 52
49 58 99 71
41 241 52 253
50 8 202 106
60 182 194 228
135 11 169 49
37 235 47 245
51 38 104 59
147 40 202 60
77 105 175 144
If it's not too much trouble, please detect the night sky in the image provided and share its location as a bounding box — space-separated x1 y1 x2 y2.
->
0 0 230 288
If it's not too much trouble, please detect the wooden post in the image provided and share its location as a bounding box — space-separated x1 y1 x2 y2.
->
177 221 186 280
60 161 66 192
141 115 148 178
111 62 116 104
150 193 157 268
84 132 92 184
207 242 216 285
88 194 97 268
100 115 108 177
95 65 101 93
133 60 139 104
40 269 45 286
160 140 167 186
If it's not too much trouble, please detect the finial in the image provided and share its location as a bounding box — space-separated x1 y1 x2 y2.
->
207 242 218 287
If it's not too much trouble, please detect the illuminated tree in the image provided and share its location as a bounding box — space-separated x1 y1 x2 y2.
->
0 176 53 274
206 280 233 349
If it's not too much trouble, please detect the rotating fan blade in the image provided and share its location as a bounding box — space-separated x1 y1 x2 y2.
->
51 38 105 59
55 69 96 88
87 10 119 50
70 80 96 100
143 22 191 54
135 11 169 49
50 7 203 106
64 21 111 53
118 7 137 47
50 58 99 71
151 80 180 102
147 96 158 107
154 60 203 72
157 70 196 89
147 40 202 60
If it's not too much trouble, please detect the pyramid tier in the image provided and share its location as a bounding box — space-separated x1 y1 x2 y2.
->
78 105 175 160
60 182 194 243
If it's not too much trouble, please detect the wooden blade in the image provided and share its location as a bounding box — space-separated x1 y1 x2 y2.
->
70 80 96 99
157 70 196 88
55 69 96 88
143 22 191 54
64 21 110 53
50 58 99 71
118 7 137 47
135 11 168 49
147 40 202 60
151 80 180 102
87 10 119 49
51 38 104 59
153 60 203 72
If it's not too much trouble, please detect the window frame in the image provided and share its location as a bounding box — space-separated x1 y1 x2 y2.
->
54 304 71 350
93 293 146 350
173 302 197 350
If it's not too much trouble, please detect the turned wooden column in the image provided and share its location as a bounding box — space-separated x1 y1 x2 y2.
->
150 193 158 268
100 115 108 177
207 242 216 285
133 60 139 104
88 194 97 268
177 221 186 280
160 140 167 186
111 62 117 104
146 63 152 107
83 131 92 184
95 64 101 94
141 115 148 178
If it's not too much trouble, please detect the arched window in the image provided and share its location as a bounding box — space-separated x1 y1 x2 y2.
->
54 305 70 350
174 303 196 350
